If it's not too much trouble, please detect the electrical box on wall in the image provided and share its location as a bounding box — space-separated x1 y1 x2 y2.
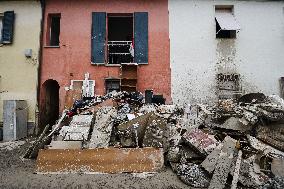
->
24 49 32 58
3 100 28 141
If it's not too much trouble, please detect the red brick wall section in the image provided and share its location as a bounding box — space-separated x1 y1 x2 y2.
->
40 0 171 112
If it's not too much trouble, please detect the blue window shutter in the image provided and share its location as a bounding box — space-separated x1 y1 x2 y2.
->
134 12 148 64
2 11 15 44
91 12 106 64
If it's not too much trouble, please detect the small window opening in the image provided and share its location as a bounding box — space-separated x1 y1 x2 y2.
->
105 79 121 94
215 6 239 39
47 14 60 46
107 14 133 64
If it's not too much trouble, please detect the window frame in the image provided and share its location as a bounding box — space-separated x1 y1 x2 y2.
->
105 78 121 94
46 13 61 47
106 13 134 65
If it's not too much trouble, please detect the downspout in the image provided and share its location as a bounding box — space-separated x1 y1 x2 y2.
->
35 0 45 135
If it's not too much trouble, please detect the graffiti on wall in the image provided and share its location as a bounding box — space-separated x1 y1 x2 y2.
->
217 73 242 99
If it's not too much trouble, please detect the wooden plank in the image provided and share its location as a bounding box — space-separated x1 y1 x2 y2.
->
36 148 164 174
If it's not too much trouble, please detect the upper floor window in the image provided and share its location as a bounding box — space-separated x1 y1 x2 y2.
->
215 6 240 39
47 14 61 46
91 12 148 65
107 14 134 64
0 11 15 44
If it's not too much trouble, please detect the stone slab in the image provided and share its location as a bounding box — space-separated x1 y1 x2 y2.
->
201 143 223 173
48 141 82 149
208 136 236 189
69 115 93 127
182 129 218 155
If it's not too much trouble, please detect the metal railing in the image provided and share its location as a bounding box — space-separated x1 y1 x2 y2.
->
107 41 133 64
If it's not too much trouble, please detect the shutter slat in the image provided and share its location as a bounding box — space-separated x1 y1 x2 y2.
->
134 12 148 64
91 12 106 64
2 11 15 44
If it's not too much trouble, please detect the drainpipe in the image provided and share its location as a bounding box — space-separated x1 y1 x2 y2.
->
35 0 45 135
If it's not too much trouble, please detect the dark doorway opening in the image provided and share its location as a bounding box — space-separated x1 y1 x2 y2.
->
107 15 133 64
41 79 59 132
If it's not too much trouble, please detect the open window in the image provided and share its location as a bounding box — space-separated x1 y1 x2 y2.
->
215 6 240 39
91 12 148 64
107 14 133 64
47 14 61 46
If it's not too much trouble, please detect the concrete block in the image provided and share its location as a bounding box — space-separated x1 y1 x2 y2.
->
217 117 251 131
201 143 223 173
69 115 93 127
89 107 117 148
182 129 218 155
271 158 284 177
59 126 90 141
208 136 236 189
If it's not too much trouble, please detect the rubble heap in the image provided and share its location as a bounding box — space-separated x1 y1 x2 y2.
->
165 93 284 188
26 91 284 188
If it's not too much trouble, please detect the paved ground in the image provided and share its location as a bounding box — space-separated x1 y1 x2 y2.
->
0 138 189 189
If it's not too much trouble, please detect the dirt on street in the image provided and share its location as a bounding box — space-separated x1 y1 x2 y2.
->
0 138 189 189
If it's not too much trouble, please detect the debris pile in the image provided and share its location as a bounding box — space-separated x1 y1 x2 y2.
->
25 91 284 187
165 93 284 188
29 91 170 173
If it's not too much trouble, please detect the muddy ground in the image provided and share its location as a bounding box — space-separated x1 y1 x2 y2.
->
0 138 189 189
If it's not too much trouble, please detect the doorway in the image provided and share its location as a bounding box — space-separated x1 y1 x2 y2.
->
41 79 59 132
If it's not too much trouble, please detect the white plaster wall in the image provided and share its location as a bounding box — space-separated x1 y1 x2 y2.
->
169 0 284 105
0 1 42 125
